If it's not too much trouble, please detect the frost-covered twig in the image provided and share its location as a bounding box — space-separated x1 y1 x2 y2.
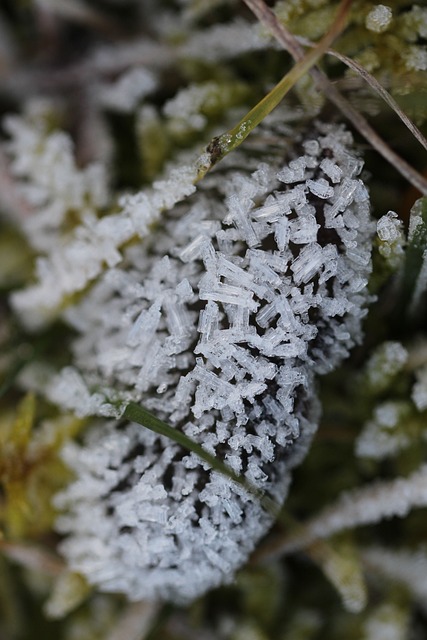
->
10 152 202 327
362 547 427 612
262 465 427 557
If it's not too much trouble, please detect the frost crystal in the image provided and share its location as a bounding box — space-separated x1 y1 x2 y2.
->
48 123 373 603
4 109 109 253
377 212 405 270
97 68 158 113
356 401 413 460
365 5 393 33
363 547 427 611
412 364 427 411
377 211 402 243
403 46 427 72
363 341 408 393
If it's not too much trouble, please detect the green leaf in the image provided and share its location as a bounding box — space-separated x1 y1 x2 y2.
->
123 402 280 516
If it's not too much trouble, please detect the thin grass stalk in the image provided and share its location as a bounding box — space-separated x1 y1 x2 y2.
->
242 0 427 196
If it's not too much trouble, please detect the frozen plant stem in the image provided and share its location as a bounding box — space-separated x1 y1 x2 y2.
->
123 402 280 515
255 465 427 560
243 0 427 196
198 0 353 177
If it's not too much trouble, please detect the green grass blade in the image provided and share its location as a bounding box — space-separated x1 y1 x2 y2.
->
123 401 280 515
197 0 353 178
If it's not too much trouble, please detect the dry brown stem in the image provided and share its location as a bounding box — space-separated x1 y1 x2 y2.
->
242 0 427 196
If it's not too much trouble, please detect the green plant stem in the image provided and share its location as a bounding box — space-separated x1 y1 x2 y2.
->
197 0 353 178
243 0 427 196
123 401 280 515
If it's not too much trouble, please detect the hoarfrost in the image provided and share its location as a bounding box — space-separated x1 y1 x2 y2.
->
282 465 427 553
356 401 413 460
377 212 403 243
181 19 271 63
412 364 427 411
363 341 408 393
363 547 427 612
97 68 158 113
365 6 393 33
403 45 427 72
3 111 109 253
40 122 373 602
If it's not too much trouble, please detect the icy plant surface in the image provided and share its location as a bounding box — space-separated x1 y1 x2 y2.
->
50 123 373 602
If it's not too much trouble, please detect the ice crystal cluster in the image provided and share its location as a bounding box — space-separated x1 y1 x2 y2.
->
39 122 374 603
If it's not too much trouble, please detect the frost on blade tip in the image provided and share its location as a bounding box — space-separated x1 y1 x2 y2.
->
52 122 373 603
3 111 109 253
377 212 405 270
356 401 413 460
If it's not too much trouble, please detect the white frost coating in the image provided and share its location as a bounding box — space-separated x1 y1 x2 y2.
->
412 364 427 411
377 212 405 269
356 401 413 460
403 45 427 72
11 152 199 327
97 68 158 113
363 341 408 393
162 81 238 135
365 5 392 33
48 123 373 603
3 111 109 253
363 547 427 612
283 465 427 553
409 6 427 39
181 19 272 63
377 212 402 243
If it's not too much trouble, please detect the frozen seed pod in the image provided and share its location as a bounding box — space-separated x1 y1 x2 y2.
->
52 123 373 602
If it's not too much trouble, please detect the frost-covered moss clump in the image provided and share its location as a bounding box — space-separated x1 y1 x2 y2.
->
42 123 374 602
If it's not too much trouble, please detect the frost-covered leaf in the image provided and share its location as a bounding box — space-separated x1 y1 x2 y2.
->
401 197 427 317
44 571 91 619
363 547 427 613
362 601 409 640
360 341 408 396
49 123 373 603
309 538 367 613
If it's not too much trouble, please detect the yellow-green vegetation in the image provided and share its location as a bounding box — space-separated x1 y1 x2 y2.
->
0 394 84 538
